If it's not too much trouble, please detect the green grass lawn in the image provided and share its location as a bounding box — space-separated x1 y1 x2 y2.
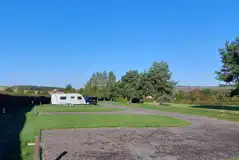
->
34 104 123 113
117 102 239 122
20 113 190 159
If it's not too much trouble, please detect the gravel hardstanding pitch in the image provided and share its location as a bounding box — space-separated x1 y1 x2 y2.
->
41 104 239 160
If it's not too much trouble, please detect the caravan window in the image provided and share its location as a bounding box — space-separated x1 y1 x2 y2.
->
77 96 82 100
60 96 67 100
70 96 75 99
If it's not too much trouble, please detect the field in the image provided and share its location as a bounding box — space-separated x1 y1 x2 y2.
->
117 102 239 122
34 104 123 113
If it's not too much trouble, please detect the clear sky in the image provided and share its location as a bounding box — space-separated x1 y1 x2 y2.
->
0 0 238 88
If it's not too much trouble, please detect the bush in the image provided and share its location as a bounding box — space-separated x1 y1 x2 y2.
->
25 90 35 95
188 89 208 100
4 87 14 92
16 87 25 94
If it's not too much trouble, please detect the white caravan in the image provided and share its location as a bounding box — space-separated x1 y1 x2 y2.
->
51 93 86 105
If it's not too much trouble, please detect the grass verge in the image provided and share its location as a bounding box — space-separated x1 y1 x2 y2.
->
21 114 190 159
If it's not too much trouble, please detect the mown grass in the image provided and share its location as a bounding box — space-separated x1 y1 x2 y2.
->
20 114 190 159
117 102 239 122
34 104 123 113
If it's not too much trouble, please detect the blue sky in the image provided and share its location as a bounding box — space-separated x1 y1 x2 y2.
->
0 0 238 88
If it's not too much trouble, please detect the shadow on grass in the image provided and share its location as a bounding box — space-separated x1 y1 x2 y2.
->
191 105 239 111
0 94 50 160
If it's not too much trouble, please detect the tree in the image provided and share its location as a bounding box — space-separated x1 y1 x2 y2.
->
120 70 140 101
64 84 76 93
78 88 84 94
84 71 111 97
147 61 175 104
216 37 239 85
137 71 154 98
106 71 117 100
175 90 187 100
4 87 14 92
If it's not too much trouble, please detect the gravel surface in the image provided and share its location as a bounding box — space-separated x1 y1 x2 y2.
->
41 103 239 160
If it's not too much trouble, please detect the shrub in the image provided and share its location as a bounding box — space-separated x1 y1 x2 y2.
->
26 90 35 95
4 87 14 92
16 87 25 94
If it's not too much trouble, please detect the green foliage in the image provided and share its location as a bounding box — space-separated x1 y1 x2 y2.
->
16 87 25 94
176 90 187 100
4 87 14 92
78 88 84 94
64 84 76 93
84 71 118 98
216 36 239 86
106 71 117 100
119 70 140 100
230 84 239 96
174 88 239 105
187 95 198 104
147 61 175 104
26 90 35 95
212 92 230 104
117 61 175 104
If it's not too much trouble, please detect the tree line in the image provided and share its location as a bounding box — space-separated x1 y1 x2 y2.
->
77 61 175 104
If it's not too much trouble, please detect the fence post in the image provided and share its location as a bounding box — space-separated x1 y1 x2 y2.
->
34 136 40 160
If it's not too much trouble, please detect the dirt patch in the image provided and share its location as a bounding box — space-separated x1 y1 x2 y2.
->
41 127 239 160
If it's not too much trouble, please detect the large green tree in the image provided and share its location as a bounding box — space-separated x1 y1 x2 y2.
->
120 70 140 101
137 71 154 98
216 37 239 85
84 71 118 98
216 37 239 96
84 73 100 97
147 61 175 104
106 71 117 100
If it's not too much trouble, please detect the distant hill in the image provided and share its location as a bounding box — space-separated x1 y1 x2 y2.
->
12 85 64 91
176 85 233 92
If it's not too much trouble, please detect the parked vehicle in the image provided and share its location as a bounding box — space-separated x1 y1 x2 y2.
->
131 97 144 103
51 93 86 105
85 96 98 105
